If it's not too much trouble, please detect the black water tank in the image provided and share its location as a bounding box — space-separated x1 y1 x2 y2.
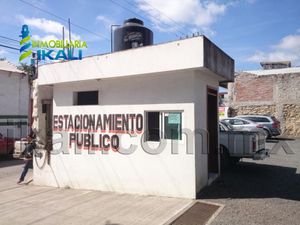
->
113 18 153 52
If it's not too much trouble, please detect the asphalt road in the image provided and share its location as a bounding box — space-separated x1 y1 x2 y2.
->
200 138 300 225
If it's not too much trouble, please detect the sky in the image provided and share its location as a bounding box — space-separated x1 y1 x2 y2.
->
0 0 299 71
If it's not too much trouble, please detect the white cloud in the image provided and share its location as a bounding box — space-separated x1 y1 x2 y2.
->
275 34 300 51
18 15 81 40
96 15 115 29
32 34 59 41
135 0 227 36
247 34 300 65
0 49 8 56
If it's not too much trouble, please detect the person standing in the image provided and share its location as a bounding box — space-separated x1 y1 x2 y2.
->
17 134 36 184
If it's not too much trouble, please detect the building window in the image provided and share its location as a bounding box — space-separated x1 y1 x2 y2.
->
146 111 182 141
74 91 98 105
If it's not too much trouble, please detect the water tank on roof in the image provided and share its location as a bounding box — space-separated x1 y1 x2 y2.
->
113 18 153 52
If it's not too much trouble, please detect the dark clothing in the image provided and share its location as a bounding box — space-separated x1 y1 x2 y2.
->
19 140 35 182
21 141 36 159
19 159 33 182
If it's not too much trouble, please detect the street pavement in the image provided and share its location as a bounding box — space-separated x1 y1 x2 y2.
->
0 138 299 225
0 159 192 225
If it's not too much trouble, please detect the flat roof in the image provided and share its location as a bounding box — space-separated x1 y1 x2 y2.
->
0 60 24 74
244 67 300 76
38 36 234 85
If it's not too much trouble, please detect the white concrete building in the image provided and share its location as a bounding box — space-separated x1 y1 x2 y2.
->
33 36 234 199
0 60 29 139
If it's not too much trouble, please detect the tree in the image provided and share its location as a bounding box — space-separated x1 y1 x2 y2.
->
17 63 35 78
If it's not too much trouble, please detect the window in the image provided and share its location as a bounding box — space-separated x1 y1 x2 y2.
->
224 119 234 125
164 113 182 140
233 119 244 125
244 117 270 123
146 111 182 141
74 91 98 105
146 112 160 141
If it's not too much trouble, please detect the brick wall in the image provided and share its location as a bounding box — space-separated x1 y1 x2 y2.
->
228 72 300 137
235 73 273 102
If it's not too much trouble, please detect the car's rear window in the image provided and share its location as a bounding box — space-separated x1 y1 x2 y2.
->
271 116 280 123
243 117 270 123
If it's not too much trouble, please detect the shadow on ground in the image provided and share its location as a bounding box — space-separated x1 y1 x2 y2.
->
267 137 295 143
105 221 121 225
0 159 23 168
198 162 300 201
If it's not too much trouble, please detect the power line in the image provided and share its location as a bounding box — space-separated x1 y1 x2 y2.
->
121 0 187 36
0 40 20 48
0 35 19 43
0 49 20 55
0 44 19 51
19 0 110 42
0 34 57 54
0 37 20 48
109 0 150 23
139 0 191 35
109 0 180 38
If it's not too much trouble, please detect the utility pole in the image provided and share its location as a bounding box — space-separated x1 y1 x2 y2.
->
68 18 73 59
62 26 65 54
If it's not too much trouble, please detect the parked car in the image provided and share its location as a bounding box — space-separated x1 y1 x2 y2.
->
221 117 266 135
236 115 281 138
219 121 269 168
13 140 28 159
0 135 15 157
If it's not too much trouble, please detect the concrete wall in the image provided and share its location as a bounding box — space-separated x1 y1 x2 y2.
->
38 36 234 86
34 36 233 198
228 72 300 137
0 70 29 138
34 72 219 199
203 37 234 83
194 70 220 193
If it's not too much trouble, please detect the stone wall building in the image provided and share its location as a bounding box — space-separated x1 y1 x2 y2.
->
228 62 300 137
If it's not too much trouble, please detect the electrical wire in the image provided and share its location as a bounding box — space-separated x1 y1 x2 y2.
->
122 0 188 36
0 34 61 58
109 0 180 38
0 44 19 51
0 39 20 48
0 35 20 43
19 0 111 42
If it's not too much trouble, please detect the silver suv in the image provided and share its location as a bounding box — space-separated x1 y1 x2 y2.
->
236 115 281 138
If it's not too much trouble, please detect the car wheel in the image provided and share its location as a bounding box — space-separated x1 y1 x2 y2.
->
229 157 240 164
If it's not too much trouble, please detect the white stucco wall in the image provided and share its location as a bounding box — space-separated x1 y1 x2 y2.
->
38 37 205 85
35 36 233 198
0 70 29 138
34 72 212 198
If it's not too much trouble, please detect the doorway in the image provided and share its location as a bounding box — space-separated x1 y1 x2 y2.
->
42 99 53 151
207 87 219 174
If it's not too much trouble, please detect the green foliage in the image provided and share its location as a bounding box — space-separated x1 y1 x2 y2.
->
17 63 35 77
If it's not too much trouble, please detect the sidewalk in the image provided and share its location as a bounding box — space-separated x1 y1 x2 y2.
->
0 163 192 225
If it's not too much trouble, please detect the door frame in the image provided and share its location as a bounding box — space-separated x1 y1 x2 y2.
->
206 86 219 175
